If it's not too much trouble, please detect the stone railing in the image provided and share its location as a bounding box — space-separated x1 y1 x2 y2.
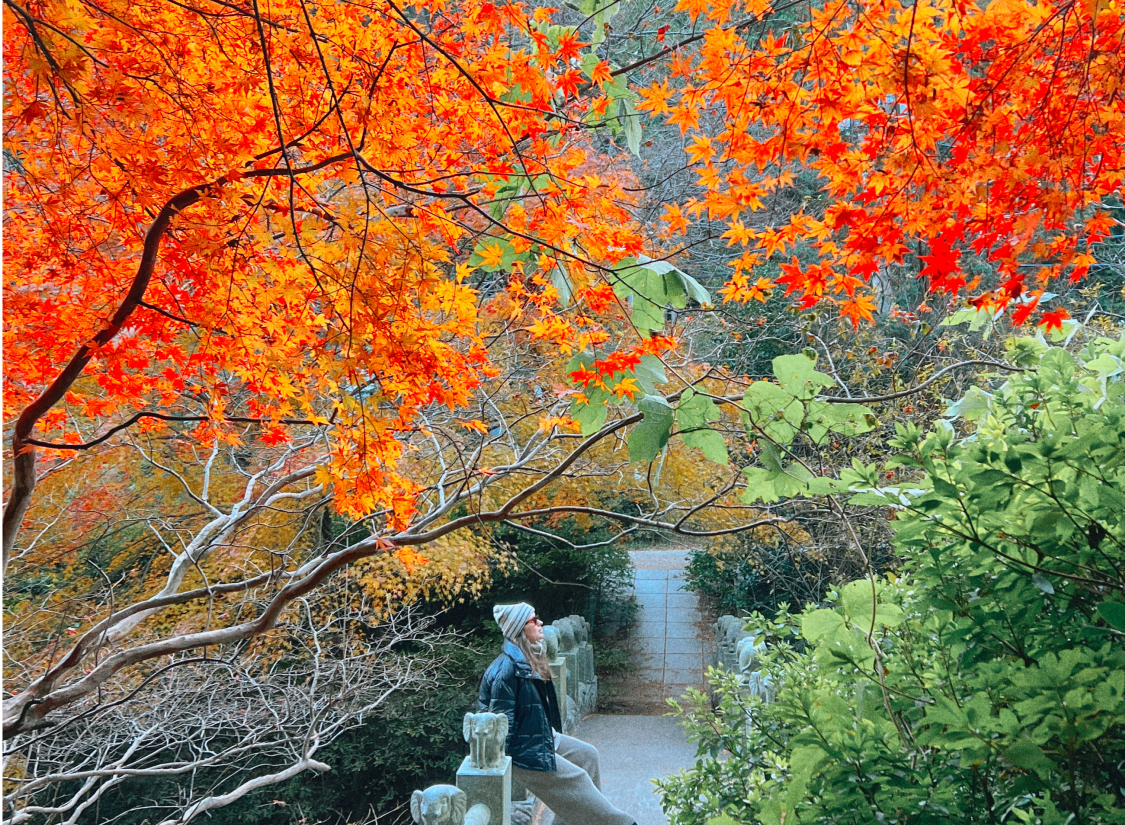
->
713 615 776 703
409 616 599 825
543 614 597 733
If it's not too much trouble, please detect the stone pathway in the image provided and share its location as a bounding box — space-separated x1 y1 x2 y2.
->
574 715 696 825
619 548 711 712
575 548 710 825
532 548 708 825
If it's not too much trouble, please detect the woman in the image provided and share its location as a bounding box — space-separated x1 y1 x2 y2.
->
478 603 636 825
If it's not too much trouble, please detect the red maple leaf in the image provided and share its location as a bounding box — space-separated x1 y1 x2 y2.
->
1038 308 1070 334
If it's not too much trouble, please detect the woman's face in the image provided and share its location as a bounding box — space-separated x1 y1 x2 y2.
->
523 612 544 643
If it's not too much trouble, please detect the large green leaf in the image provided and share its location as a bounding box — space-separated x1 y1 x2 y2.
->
804 400 878 442
1097 601 1125 632
609 257 711 334
743 381 803 445
677 388 728 465
741 460 813 504
628 394 674 462
620 97 642 156
550 266 573 307
801 609 845 644
634 355 667 395
772 353 834 398
570 397 608 435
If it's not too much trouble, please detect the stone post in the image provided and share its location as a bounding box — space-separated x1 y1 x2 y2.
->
457 712 511 825
566 615 596 716
552 618 579 707
567 615 594 686
456 758 509 825
542 625 568 710
548 659 567 712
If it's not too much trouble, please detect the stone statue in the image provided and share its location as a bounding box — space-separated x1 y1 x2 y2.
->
553 618 577 652
716 615 741 647
737 635 765 674
510 798 536 825
542 625 559 660
567 615 589 645
463 712 508 771
412 785 467 825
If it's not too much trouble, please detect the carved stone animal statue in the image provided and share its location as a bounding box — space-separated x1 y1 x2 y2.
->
463 711 508 770
411 785 468 825
553 618 577 652
542 625 559 660
737 635 765 674
567 615 589 645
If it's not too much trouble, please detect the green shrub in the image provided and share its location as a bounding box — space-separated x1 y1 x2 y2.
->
684 520 896 618
659 334 1125 825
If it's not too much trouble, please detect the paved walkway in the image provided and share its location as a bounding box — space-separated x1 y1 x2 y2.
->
577 548 709 825
621 548 711 711
533 548 708 825
575 715 696 825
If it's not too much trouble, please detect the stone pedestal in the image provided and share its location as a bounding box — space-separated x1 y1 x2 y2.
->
548 658 567 713
560 651 579 704
457 755 510 825
579 644 594 685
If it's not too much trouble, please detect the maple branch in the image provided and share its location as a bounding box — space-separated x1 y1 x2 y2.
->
2 145 366 571
593 0 806 89
607 19 751 81
137 300 197 327
23 413 328 451
2 0 82 110
4 183 205 574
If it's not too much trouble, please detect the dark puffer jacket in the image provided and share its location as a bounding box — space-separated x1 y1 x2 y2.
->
477 640 563 771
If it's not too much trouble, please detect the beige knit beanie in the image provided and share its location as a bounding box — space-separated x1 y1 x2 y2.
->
493 602 535 641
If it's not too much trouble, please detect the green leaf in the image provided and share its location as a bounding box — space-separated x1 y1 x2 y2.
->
628 395 674 462
743 382 803 445
840 579 874 621
677 389 727 463
634 355 667 395
677 270 711 305
945 386 994 422
741 467 780 504
805 475 845 495
1004 740 1056 776
629 287 666 333
801 609 845 644
570 393 608 436
620 97 642 156
611 259 666 333
772 353 834 398
1096 601 1125 632
636 257 687 309
550 266 573 307
805 400 878 442
678 388 718 426
874 603 904 628
684 428 729 465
